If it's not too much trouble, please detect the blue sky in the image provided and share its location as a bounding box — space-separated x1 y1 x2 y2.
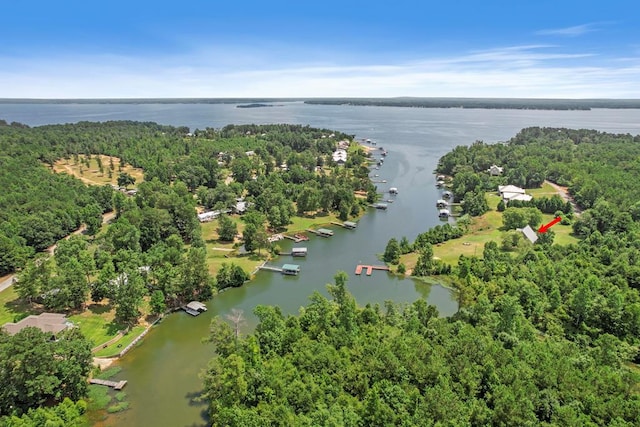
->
1 0 639 98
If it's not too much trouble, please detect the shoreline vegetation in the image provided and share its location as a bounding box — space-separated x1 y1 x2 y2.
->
1 97 640 110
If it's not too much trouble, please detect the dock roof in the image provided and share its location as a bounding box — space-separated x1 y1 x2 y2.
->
282 264 300 271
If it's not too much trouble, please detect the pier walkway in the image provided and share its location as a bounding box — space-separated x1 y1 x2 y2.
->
89 379 128 390
260 265 284 273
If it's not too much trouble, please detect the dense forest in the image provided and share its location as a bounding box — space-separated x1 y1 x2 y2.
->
0 120 373 276
202 127 640 426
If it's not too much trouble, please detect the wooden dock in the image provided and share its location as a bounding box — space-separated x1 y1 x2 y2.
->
89 378 128 390
283 234 308 243
354 265 391 276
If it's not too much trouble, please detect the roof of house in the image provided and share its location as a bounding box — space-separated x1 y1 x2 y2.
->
2 313 71 336
520 225 539 244
498 185 526 194
508 193 533 202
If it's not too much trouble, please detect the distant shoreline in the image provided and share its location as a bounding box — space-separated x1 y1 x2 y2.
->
1 97 640 110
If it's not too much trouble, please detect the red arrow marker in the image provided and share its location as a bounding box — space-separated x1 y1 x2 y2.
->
538 217 561 233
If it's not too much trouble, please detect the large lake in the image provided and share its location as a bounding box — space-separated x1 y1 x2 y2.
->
2 103 640 426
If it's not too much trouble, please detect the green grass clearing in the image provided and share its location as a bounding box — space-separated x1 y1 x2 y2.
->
68 303 123 347
0 287 38 325
528 182 559 198
93 325 146 357
402 192 579 269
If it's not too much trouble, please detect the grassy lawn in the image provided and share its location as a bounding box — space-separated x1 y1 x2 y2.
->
528 182 558 198
68 302 123 347
52 155 144 187
401 191 579 269
201 218 267 276
0 287 38 325
0 286 124 348
94 325 146 357
429 209 504 266
285 211 341 233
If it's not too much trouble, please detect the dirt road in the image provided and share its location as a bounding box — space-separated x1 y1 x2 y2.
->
544 180 582 216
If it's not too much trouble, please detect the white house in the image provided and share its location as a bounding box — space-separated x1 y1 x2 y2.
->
332 148 348 164
498 185 532 203
487 165 504 176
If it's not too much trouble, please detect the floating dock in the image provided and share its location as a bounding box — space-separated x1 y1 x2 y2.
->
89 379 128 390
354 265 391 276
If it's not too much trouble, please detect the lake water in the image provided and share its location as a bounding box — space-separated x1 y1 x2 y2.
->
2 103 640 426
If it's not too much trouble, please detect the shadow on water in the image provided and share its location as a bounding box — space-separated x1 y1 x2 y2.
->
184 390 209 427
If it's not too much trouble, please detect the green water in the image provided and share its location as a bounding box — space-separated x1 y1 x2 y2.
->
103 215 458 426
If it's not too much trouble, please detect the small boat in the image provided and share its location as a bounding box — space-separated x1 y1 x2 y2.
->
294 233 309 241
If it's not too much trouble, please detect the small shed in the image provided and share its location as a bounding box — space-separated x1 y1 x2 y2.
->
520 225 539 244
291 247 308 257
343 221 357 229
282 264 301 275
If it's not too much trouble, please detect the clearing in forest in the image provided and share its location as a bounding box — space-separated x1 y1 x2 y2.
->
52 155 144 187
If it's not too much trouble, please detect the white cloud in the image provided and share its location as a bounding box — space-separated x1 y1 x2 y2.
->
1 45 639 98
536 24 597 37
